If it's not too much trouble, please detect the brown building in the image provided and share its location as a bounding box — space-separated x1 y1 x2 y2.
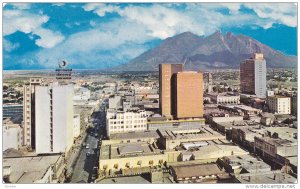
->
159 64 183 118
172 72 203 119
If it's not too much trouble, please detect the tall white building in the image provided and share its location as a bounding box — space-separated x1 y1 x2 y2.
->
267 95 291 115
35 84 74 154
23 78 43 148
106 109 147 136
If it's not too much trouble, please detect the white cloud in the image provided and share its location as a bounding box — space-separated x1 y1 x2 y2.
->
10 3 31 10
83 3 120 17
3 9 65 48
244 3 297 27
34 28 65 48
3 39 20 52
34 19 153 68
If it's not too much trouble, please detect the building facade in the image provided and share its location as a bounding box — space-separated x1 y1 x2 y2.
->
267 95 291 114
172 72 203 119
73 114 81 138
106 109 147 136
159 64 183 119
3 119 23 151
23 77 43 148
35 84 74 154
240 53 266 98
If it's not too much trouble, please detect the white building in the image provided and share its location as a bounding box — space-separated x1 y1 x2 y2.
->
3 119 22 151
208 93 240 104
73 114 81 138
106 109 147 136
109 95 122 109
267 95 291 115
35 84 74 154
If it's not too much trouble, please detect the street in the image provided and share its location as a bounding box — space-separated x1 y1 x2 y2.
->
70 101 107 183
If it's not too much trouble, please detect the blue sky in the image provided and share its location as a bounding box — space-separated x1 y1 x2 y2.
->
3 3 297 70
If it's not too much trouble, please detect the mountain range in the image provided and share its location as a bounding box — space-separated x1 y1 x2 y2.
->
115 31 297 71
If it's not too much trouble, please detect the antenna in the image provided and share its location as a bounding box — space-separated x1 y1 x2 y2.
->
183 57 187 66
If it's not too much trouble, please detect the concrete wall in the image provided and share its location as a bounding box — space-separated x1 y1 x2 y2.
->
73 114 81 138
3 125 22 151
35 86 51 154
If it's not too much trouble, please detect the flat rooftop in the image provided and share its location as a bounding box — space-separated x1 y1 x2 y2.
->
158 126 223 140
237 171 297 184
3 155 61 183
109 130 160 140
171 163 225 179
223 154 271 173
101 142 162 160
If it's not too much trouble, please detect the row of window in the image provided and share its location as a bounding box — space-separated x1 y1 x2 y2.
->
110 125 146 130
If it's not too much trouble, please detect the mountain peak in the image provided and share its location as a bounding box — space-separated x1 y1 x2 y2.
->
116 31 296 71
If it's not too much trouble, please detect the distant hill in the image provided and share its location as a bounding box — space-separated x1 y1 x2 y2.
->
115 31 297 71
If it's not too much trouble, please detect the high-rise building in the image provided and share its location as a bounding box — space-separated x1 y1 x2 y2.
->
172 72 203 119
240 53 266 98
203 72 213 93
35 84 74 154
23 77 43 148
159 64 183 118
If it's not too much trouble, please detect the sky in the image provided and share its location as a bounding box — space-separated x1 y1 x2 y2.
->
3 2 298 70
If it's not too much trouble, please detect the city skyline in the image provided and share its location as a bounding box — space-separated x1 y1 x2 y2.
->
3 2 297 70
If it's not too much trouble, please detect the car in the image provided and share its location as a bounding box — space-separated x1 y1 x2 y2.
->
86 152 90 157
86 144 90 149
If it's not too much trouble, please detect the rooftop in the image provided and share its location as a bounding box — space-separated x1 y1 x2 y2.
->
109 130 160 140
171 163 225 179
3 155 61 183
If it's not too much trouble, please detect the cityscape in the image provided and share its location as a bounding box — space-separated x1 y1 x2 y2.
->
1 2 298 187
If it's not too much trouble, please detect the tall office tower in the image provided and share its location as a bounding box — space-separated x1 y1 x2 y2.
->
23 78 43 148
172 72 203 119
240 53 267 98
35 84 74 154
159 64 183 118
203 72 213 93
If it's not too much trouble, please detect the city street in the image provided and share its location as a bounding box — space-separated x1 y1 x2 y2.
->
70 101 107 183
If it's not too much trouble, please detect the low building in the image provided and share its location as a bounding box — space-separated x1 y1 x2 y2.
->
218 104 262 119
106 109 147 137
232 126 267 152
99 143 170 176
218 154 271 174
147 118 205 131
267 95 291 115
170 163 229 183
157 126 226 150
207 93 240 104
3 119 23 151
102 130 160 145
190 144 249 163
3 155 65 183
254 136 297 170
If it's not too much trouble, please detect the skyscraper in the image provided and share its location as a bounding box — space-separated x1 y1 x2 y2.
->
159 64 183 118
172 72 203 119
240 53 266 98
35 84 74 154
23 77 43 148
